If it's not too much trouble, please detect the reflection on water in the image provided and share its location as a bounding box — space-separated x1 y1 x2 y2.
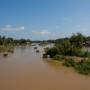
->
0 45 90 90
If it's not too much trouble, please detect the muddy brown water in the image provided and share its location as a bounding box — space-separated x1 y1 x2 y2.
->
0 45 90 90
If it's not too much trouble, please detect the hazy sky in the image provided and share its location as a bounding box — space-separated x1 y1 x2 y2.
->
0 0 90 40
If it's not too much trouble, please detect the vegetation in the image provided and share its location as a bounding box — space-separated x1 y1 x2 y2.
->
53 55 64 61
0 35 31 54
63 58 90 75
44 33 90 75
63 58 76 67
45 33 90 57
45 47 59 58
74 59 90 75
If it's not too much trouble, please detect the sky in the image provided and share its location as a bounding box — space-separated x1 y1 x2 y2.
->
0 0 90 40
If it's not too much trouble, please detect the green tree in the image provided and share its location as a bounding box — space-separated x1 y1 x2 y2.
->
46 47 59 58
70 33 86 48
56 40 71 55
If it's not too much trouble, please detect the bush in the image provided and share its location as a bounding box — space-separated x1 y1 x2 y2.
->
46 47 59 58
83 51 90 57
53 54 64 60
71 47 81 56
75 60 90 75
70 48 90 57
63 58 76 67
0 45 14 53
56 40 71 56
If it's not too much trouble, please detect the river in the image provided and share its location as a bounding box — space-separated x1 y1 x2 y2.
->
0 45 90 90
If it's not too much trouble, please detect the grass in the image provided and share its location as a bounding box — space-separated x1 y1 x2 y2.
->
0 45 14 53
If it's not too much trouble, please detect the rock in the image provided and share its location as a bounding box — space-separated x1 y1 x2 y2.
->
3 53 8 57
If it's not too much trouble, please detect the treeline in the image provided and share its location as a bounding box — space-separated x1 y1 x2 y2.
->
32 40 55 44
55 34 90 47
0 35 31 45
45 33 87 58
0 35 31 53
33 33 90 47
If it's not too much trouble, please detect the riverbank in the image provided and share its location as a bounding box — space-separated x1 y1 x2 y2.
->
43 33 90 75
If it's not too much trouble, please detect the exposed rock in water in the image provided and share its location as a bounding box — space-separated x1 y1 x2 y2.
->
3 53 8 57
34 47 37 49
36 50 39 53
43 54 48 58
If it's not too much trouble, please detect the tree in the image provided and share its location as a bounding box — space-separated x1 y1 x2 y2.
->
70 33 86 48
46 47 59 58
56 40 71 55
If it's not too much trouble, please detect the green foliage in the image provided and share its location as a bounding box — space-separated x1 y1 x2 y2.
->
45 33 89 58
75 51 90 57
44 33 90 75
0 45 14 53
54 33 87 57
46 47 59 58
53 54 64 60
63 59 76 67
57 40 71 55
0 35 31 53
83 51 90 57
75 60 90 75
63 58 90 75
70 33 86 48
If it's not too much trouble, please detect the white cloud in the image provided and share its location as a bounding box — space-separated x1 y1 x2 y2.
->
0 25 25 32
32 30 50 35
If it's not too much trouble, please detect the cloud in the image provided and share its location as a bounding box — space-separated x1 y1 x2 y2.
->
0 25 25 32
32 30 50 35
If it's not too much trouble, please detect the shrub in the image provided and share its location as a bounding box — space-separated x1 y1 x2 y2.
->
75 60 90 75
83 51 90 57
53 54 64 61
63 58 76 67
46 47 59 58
57 40 71 56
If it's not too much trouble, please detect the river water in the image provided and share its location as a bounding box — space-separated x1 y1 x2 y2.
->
0 45 90 90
